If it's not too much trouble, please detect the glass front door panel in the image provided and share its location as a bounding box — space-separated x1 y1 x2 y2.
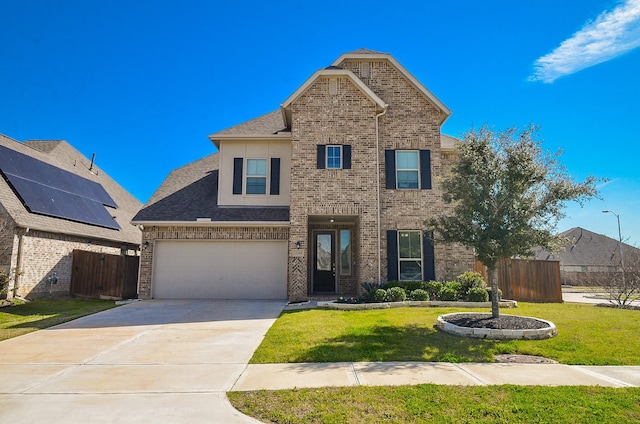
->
313 232 335 292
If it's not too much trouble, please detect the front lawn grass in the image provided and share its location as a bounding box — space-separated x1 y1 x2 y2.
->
0 298 118 341
251 303 640 365
229 385 640 424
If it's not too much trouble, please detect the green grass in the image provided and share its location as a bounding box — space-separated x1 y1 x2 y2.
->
229 385 640 424
0 298 118 341
251 303 640 365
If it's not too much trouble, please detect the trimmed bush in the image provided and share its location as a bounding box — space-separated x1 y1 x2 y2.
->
423 281 443 300
457 271 486 295
386 286 407 302
386 280 422 293
486 287 503 301
373 289 388 302
439 286 458 301
361 282 384 300
0 269 8 297
409 289 429 301
445 281 463 299
467 286 489 302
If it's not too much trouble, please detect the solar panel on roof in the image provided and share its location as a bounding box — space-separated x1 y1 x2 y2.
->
0 144 120 230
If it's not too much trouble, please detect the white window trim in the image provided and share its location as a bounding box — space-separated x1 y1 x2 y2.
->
326 145 343 169
397 230 423 281
244 158 269 196
395 150 420 189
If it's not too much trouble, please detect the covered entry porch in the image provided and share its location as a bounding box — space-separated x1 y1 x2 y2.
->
307 215 360 297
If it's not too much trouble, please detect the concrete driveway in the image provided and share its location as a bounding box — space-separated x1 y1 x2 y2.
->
0 299 285 424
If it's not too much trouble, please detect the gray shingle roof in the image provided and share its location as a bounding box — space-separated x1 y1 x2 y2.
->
534 227 639 266
133 153 289 223
0 134 142 245
210 110 288 137
346 48 387 55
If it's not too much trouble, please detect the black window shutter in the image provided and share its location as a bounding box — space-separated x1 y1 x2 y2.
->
420 150 432 190
387 230 398 281
317 145 326 169
422 231 436 281
270 158 280 195
385 150 396 189
343 145 351 169
232 158 243 195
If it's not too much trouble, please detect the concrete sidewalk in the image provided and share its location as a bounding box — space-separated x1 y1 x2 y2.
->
233 362 640 391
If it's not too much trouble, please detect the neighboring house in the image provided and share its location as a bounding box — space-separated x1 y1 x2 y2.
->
133 49 474 301
534 227 639 285
0 134 142 298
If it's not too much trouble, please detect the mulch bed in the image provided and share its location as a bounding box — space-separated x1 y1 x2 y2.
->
442 313 550 330
595 303 640 311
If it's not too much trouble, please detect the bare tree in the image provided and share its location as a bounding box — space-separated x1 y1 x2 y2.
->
579 248 640 307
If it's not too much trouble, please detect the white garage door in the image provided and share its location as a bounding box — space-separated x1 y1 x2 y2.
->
152 240 287 299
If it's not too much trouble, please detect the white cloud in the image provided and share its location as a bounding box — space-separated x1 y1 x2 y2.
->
529 0 640 83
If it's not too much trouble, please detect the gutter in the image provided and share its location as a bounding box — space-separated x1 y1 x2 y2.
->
131 220 291 228
375 106 388 284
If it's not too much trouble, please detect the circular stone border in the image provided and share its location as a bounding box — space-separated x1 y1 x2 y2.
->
436 312 557 340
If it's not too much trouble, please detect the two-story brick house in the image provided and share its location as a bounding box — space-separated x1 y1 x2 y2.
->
132 49 474 301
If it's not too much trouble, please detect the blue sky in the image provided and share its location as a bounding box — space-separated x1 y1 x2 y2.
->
1 0 639 246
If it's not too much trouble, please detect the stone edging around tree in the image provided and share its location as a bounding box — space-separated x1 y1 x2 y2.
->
317 299 518 310
436 312 557 340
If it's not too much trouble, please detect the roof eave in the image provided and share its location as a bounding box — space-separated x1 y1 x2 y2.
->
208 132 292 148
131 220 291 227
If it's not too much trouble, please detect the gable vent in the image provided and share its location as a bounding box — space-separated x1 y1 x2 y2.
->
361 62 370 78
329 78 338 95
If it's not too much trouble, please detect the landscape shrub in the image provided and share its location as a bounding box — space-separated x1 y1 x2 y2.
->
444 281 463 300
467 286 489 302
439 286 459 301
0 269 9 297
409 289 429 301
424 281 443 300
373 289 388 302
361 282 384 300
457 271 486 295
386 281 422 293
386 286 407 302
486 287 503 301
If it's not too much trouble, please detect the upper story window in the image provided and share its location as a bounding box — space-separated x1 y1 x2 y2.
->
317 144 351 169
233 157 280 196
385 149 432 190
246 159 267 194
326 146 342 169
396 151 419 189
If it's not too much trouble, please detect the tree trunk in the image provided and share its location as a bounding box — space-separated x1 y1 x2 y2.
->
488 266 500 318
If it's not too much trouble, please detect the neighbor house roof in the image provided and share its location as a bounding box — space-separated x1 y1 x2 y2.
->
132 153 289 225
534 227 639 266
0 134 142 245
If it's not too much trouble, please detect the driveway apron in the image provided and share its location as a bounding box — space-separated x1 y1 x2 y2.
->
0 300 285 424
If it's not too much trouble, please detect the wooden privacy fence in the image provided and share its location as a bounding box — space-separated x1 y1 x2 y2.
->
475 259 562 303
70 250 139 299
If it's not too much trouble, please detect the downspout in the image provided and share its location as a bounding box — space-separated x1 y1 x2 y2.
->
11 227 27 299
375 107 387 284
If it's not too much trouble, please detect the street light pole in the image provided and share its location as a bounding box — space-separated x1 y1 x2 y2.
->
602 210 626 295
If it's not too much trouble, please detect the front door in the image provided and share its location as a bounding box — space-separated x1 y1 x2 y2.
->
313 231 336 292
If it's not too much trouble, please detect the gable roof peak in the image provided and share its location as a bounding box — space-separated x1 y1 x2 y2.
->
347 48 387 55
332 50 451 124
